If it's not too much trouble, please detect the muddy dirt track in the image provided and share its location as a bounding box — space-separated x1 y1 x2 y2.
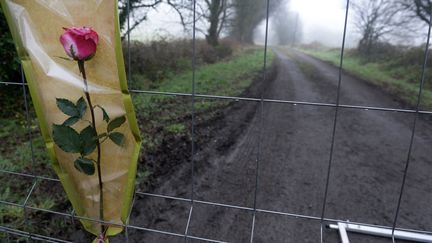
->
112 50 432 243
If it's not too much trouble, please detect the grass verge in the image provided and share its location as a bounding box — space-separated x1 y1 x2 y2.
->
300 48 432 110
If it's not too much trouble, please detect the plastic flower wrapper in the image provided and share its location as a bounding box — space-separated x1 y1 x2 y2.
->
1 0 141 240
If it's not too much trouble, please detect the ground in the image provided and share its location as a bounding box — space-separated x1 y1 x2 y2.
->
102 49 432 243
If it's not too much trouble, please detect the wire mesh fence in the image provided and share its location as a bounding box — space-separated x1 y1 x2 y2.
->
1 0 432 242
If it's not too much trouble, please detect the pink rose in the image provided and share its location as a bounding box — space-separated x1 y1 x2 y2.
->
60 27 99 61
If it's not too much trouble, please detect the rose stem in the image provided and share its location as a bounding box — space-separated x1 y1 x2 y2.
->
78 61 105 236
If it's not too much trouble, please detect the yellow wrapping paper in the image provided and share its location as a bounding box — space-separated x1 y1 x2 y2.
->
1 0 141 237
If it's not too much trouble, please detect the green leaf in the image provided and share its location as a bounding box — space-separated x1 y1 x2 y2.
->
101 107 110 122
80 126 97 156
107 116 126 132
52 124 81 153
62 117 80 126
56 98 79 117
76 97 87 118
96 105 110 122
74 157 95 175
109 132 125 147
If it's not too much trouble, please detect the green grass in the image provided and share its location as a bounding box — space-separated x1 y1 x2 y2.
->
0 118 50 173
132 48 273 112
300 48 432 109
0 118 61 238
165 123 186 135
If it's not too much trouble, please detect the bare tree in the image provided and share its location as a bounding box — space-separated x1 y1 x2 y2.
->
172 0 233 46
119 0 160 39
398 0 431 25
118 0 184 39
230 0 282 43
351 0 409 55
205 0 232 45
118 0 233 46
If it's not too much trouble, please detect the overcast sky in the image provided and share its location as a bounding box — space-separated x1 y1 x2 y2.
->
130 3 189 41
290 0 356 47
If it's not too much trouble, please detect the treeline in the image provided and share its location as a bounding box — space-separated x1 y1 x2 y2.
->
118 0 285 46
352 0 431 56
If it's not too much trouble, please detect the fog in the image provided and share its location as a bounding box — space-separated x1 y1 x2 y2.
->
130 0 426 48
253 0 358 47
290 0 358 47
129 3 189 41
131 0 354 47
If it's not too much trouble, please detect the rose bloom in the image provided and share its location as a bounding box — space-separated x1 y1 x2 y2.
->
60 27 99 61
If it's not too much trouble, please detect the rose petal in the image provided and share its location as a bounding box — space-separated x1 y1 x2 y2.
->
85 31 99 45
68 27 90 35
72 35 97 60
59 32 77 59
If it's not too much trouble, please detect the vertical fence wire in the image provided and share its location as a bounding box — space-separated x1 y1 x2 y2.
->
20 65 39 242
249 0 271 242
390 9 432 243
319 0 350 242
184 0 198 241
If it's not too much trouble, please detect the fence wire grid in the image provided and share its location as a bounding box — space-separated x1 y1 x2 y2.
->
1 0 432 242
